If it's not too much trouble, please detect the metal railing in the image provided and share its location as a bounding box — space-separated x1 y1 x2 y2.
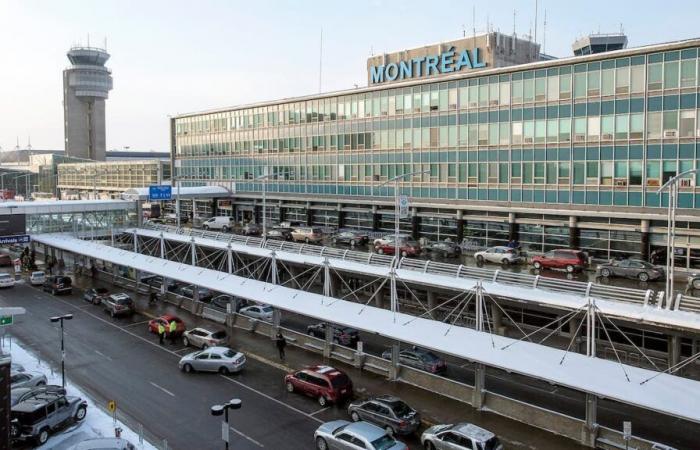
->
674 293 700 313
141 223 658 308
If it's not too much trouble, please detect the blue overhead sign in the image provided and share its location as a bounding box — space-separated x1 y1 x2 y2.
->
149 185 172 201
0 235 30 245
370 46 487 85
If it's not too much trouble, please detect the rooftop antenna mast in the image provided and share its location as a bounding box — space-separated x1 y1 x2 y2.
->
472 4 476 45
318 27 323 94
512 9 517 37
543 9 547 54
534 0 538 43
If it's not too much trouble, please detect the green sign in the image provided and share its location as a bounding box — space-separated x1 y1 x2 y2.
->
0 316 12 326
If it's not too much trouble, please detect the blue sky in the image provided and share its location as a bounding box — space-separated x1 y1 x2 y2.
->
0 0 698 152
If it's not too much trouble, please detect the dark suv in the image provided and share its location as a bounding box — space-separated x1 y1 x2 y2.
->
10 391 87 445
102 293 135 317
306 323 360 347
43 276 72 295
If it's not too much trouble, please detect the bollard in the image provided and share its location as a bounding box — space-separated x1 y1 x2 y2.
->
138 423 144 445
162 439 168 450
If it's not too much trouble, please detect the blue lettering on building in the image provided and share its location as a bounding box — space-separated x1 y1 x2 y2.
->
370 46 487 84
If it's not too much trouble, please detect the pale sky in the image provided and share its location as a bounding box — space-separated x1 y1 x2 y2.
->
0 0 698 152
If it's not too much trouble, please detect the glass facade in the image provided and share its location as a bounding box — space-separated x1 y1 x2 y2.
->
58 160 171 198
173 44 700 210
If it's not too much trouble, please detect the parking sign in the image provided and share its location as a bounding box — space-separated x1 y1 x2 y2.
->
399 195 409 218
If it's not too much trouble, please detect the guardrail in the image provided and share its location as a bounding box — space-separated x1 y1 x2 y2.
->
140 223 657 308
674 293 700 313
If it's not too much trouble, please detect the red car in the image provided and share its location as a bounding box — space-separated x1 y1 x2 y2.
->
284 365 353 407
148 314 186 336
374 239 421 257
531 249 587 273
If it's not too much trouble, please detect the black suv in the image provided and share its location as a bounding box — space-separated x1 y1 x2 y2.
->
306 323 360 347
42 276 72 295
11 391 87 445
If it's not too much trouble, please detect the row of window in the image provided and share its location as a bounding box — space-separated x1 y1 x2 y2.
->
175 49 700 134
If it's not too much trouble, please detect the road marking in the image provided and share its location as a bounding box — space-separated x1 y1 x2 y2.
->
309 407 329 416
230 426 264 448
173 347 191 354
122 319 151 328
94 349 112 361
149 381 175 397
244 351 293 372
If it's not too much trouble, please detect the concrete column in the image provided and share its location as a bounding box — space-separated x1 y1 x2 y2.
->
211 199 218 217
569 216 580 250
508 212 518 242
372 205 380 231
456 210 464 244
491 303 504 335
192 287 199 303
668 335 681 369
278 202 286 223
569 317 585 354
329 273 340 298
254 204 262 225
472 363 486 409
374 285 386 309
411 208 420 240
427 290 437 320
388 341 400 381
582 394 599 447
641 219 650 261
323 323 334 358
337 209 345 229
306 203 314 226
271 309 281 338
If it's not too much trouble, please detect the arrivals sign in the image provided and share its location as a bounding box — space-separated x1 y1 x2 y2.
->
148 185 172 201
0 235 29 245
370 46 487 85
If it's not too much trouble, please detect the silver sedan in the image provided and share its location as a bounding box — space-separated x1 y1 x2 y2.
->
179 346 246 374
10 371 47 389
474 246 521 265
182 327 227 349
239 304 274 322
314 420 407 450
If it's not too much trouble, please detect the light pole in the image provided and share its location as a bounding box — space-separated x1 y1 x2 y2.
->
256 172 274 238
211 398 242 450
175 176 181 228
657 168 700 302
49 314 73 388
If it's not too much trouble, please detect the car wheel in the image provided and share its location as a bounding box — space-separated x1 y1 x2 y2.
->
693 279 700 290
385 425 395 437
315 437 329 450
566 264 575 273
501 258 510 265
37 428 50 445
74 405 87 421
305 237 310 244
223 226 229 232
286 381 294 393
183 363 194 373
52 289 57 295
351 411 360 422
183 337 189 347
203 225 209 230
110 310 115 318
36 381 46 386
533 261 542 270
377 248 384 255
638 272 650 282
331 239 337 245
350 239 356 247
219 366 229 375
476 255 484 263
424 442 436 450
317 395 328 407
401 250 408 258
202 344 209 350
601 268 611 278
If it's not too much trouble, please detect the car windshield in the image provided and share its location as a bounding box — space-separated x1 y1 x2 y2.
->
32 272 44 277
417 351 439 362
329 373 350 388
116 298 132 305
371 434 397 450
0 274 10 280
212 331 227 339
261 306 273 313
97 288 108 294
388 401 412 417
483 436 502 450
223 349 238 358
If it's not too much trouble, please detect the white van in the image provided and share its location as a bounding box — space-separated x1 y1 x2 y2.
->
202 216 235 232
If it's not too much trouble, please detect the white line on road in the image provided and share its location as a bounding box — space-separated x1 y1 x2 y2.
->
94 349 112 361
149 381 175 397
309 407 329 416
122 319 151 327
230 426 264 448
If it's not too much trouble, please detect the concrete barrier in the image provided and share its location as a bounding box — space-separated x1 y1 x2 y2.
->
398 366 475 405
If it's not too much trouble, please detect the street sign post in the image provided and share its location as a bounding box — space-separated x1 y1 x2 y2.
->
623 421 631 449
148 185 172 201
398 195 409 218
221 421 229 443
108 400 117 427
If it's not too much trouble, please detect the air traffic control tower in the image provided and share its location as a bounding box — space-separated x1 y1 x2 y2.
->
63 46 113 161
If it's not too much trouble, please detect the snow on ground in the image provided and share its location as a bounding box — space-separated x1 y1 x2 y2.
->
3 335 158 450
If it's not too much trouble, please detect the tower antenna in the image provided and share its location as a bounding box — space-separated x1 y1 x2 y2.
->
534 0 538 43
318 27 323 93
543 9 547 54
472 4 476 45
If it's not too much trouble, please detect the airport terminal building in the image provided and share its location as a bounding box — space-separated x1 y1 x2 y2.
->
170 32 700 268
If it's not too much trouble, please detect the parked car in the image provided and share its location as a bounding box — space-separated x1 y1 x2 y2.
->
348 395 421 436
291 227 324 244
12 362 24 372
201 216 235 232
11 385 65 407
531 249 587 273
239 304 274 322
373 234 412 247
163 213 188 225
102 293 135 317
597 259 664 282
69 438 136 450
421 423 504 450
140 275 178 292
375 239 421 257
11 372 47 389
687 273 700 291
425 241 461 258
179 346 246 374
474 246 522 265
331 230 369 247
266 227 293 241
0 273 15 288
285 365 353 407
10 391 87 445
279 220 304 229
306 323 359 347
314 420 408 450
381 347 447 374
182 327 228 349
210 295 248 313
0 253 13 267
242 222 262 236
148 314 186 336
177 285 213 302
83 287 109 305
43 275 72 295
29 271 46 286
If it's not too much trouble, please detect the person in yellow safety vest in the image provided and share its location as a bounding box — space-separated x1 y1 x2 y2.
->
168 320 178 345
157 322 165 345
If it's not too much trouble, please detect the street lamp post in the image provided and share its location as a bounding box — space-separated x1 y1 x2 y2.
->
175 176 181 229
256 172 273 238
49 314 73 388
211 398 242 450
657 168 700 303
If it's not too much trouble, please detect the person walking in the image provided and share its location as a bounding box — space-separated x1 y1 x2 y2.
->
168 320 178 345
157 322 166 345
275 332 286 360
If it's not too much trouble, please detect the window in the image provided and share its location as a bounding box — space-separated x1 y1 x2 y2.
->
559 118 571 142
664 61 679 89
586 162 598 185
646 160 660 186
523 78 534 102
601 69 614 96
601 162 613 185
648 63 663 90
574 73 586 99
680 110 696 137
573 162 585 184
681 59 697 88
630 161 643 185
535 78 546 101
547 76 559 101
499 81 511 105
663 111 679 135
615 114 629 140
512 122 523 144
631 65 645 93
479 85 488 107
587 116 600 141
615 66 630 94
601 115 614 140
574 117 586 141
630 113 644 139
587 71 600 96
511 80 523 104
559 73 572 99
663 160 677 183
647 112 662 139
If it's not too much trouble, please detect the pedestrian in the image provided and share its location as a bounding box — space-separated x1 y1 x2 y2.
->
275 332 286 360
157 322 165 345
168 320 178 345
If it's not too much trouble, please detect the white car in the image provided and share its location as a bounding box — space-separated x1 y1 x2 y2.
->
201 216 235 232
473 246 521 265
0 273 15 288
239 304 274 322
68 438 136 450
179 346 246 374
182 327 228 349
29 271 46 286
373 233 411 247
10 371 47 389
